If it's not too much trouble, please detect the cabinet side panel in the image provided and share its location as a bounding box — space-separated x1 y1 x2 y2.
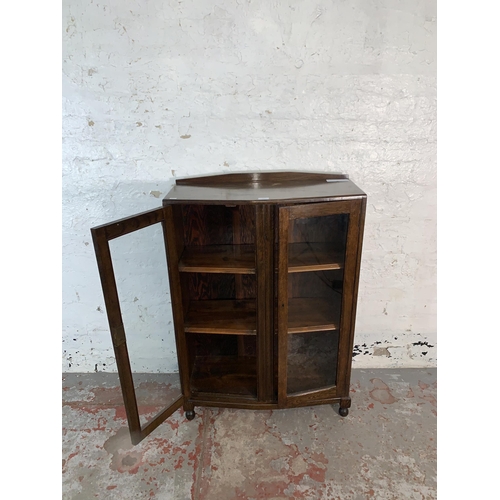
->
335 201 362 397
342 197 367 395
163 205 192 401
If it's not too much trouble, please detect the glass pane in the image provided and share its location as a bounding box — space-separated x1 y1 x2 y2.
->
286 213 348 395
109 222 181 427
186 333 257 397
287 330 340 394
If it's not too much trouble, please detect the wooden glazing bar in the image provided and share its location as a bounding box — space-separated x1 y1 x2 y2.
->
135 395 184 445
91 228 142 438
256 204 274 402
288 200 358 220
92 208 166 241
277 207 290 406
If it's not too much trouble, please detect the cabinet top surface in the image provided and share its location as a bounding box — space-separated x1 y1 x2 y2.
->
163 171 366 204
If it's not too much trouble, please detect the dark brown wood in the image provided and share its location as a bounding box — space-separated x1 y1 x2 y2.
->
340 397 351 409
188 397 279 410
138 396 184 442
93 208 166 241
187 395 349 411
190 355 257 397
276 199 364 409
179 244 255 274
339 396 351 417
285 386 338 406
163 205 193 404
256 205 274 402
184 299 256 335
185 273 235 301
91 208 185 445
277 208 289 407
181 204 233 245
176 171 348 186
340 197 366 398
182 400 196 420
281 395 343 409
333 203 362 400
92 172 366 443
287 200 356 220
164 172 365 205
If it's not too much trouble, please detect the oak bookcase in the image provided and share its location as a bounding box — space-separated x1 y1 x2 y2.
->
91 172 366 444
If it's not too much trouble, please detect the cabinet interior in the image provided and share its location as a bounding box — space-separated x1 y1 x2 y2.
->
169 204 351 399
171 204 259 398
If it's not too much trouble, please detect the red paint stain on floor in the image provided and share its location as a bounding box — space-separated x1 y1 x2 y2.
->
253 481 290 498
419 394 437 407
369 378 397 404
307 461 326 482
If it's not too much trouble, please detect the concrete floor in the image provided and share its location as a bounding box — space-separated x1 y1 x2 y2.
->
62 369 436 499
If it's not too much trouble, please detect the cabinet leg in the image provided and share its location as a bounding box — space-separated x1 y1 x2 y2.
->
338 397 351 417
184 402 196 421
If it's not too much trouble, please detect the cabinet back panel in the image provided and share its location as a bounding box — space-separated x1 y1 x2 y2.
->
186 333 257 397
185 273 256 301
181 205 256 246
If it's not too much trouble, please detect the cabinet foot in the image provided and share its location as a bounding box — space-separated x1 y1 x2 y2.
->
184 402 195 421
339 397 351 417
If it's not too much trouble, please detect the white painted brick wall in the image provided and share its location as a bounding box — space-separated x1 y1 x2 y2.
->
62 0 436 372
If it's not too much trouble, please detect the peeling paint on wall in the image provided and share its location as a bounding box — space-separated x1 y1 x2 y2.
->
62 0 436 372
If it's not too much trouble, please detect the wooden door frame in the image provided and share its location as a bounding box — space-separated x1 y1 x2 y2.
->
276 199 365 408
91 207 185 445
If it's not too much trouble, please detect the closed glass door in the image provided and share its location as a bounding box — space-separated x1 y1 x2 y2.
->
277 201 362 406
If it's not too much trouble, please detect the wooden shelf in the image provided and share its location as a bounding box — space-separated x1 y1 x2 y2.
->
179 245 255 274
288 297 340 334
288 243 344 273
190 355 257 396
184 300 256 335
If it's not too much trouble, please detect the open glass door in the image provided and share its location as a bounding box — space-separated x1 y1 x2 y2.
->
91 208 184 445
277 201 362 407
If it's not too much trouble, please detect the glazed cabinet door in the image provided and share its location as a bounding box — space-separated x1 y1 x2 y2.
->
277 200 363 407
91 208 186 445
